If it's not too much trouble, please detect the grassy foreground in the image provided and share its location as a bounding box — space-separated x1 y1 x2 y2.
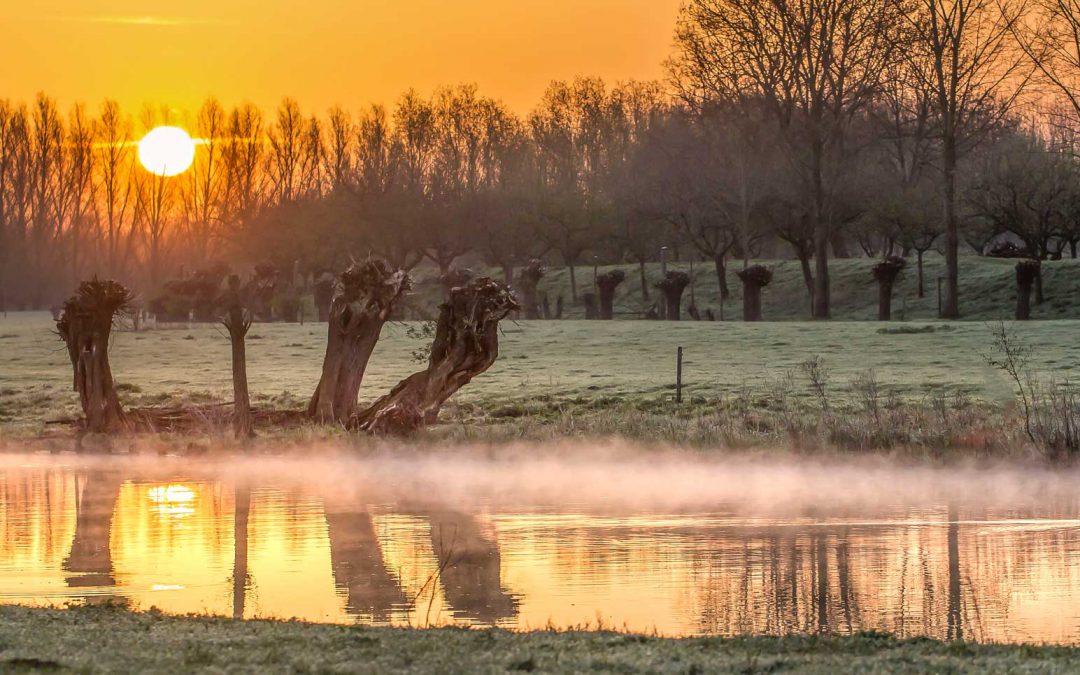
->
2 605 1079 674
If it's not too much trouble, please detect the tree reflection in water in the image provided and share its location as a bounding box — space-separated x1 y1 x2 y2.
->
4 460 1080 642
64 470 124 603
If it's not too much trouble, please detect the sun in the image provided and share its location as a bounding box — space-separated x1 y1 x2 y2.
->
138 126 196 177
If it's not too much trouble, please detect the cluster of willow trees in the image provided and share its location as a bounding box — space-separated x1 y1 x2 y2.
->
7 0 1080 318
58 263 518 436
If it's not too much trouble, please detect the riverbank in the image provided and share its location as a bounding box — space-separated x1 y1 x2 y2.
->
1 604 1078 674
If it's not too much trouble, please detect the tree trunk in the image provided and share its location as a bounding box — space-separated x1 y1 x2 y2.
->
57 279 132 434
811 140 830 320
223 276 253 438
596 270 625 320
942 136 960 319
354 278 518 435
714 254 730 300
916 250 925 299
736 265 772 322
568 263 577 302
638 260 650 301
308 261 409 424
1015 260 1039 321
516 260 544 320
873 258 905 322
878 281 894 321
797 248 814 298
655 271 690 321
743 284 762 321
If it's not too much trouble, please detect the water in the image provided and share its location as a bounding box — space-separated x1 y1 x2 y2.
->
3 450 1080 643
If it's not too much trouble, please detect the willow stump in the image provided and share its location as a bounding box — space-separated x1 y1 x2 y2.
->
221 275 254 438
516 259 544 320
596 270 625 320
56 279 133 433
1015 259 1040 321
353 277 518 435
737 265 773 322
308 260 410 423
655 271 690 321
441 268 474 297
872 257 906 321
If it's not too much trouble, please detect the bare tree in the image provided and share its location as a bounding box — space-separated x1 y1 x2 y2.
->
672 0 905 318
905 0 1031 318
183 98 227 263
95 101 137 280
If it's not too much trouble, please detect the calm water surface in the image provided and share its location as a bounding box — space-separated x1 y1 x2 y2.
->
3 451 1080 643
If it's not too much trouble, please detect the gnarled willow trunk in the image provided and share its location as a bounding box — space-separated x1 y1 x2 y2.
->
221 275 254 438
353 278 518 435
57 279 133 433
308 260 410 424
737 265 773 322
872 257 906 321
596 270 625 320
516 259 544 320
1016 260 1040 321
655 271 690 321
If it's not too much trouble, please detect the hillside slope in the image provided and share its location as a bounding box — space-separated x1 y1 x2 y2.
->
407 255 1080 321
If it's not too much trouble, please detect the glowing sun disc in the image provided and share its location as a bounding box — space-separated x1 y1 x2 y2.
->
138 126 196 177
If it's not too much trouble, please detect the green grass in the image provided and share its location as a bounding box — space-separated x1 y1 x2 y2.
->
408 255 1080 321
2 311 1077 441
1 604 1078 674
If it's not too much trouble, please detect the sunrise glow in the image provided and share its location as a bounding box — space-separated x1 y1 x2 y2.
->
137 126 196 177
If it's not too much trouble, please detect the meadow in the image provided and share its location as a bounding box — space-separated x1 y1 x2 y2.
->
3 309 1078 451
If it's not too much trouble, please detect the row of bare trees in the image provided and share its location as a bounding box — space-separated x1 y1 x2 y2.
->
10 0 1080 316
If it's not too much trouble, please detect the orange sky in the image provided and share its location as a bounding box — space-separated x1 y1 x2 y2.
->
2 0 683 116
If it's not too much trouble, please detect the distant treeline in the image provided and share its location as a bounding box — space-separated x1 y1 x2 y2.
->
4 0 1080 317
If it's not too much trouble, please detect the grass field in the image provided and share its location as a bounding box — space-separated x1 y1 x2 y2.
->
405 255 1080 322
1 604 1077 674
2 310 1078 444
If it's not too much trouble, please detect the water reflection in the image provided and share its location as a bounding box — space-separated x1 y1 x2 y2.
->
426 510 518 624
324 498 405 622
64 471 122 594
2 457 1080 642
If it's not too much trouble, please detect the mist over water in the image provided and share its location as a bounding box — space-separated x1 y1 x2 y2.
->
3 443 1080 641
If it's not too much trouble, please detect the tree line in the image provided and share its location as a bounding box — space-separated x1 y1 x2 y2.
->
5 0 1080 317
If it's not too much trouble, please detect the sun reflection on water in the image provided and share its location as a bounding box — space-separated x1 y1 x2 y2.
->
2 459 1080 643
147 485 197 519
